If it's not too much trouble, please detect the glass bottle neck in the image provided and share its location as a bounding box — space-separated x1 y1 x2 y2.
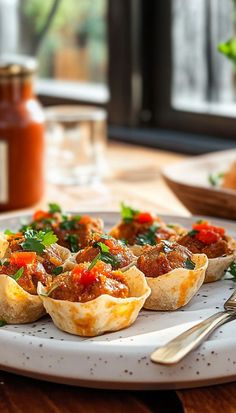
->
0 75 35 103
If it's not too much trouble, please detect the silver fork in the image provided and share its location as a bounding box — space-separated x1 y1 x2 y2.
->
151 289 236 365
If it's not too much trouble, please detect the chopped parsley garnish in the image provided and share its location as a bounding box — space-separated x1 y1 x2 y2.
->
162 240 173 254
136 223 160 246
167 224 175 229
188 229 199 237
119 238 128 246
60 215 81 230
184 258 196 270
120 202 139 223
0 320 7 327
208 172 224 187
4 229 15 235
19 224 33 233
52 266 63 276
21 230 58 254
66 234 79 253
227 261 236 281
88 242 119 270
11 267 24 281
48 203 62 214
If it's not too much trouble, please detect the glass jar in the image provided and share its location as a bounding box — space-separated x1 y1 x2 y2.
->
0 55 45 211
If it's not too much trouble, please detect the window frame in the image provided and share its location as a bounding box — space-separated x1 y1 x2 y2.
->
108 0 236 152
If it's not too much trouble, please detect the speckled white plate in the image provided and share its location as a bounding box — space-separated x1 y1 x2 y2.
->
0 211 236 390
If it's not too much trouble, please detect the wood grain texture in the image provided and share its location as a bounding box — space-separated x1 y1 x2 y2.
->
0 371 182 413
177 383 236 413
7 142 188 216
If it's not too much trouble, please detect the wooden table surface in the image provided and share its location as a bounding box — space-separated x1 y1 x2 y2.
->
1 142 236 413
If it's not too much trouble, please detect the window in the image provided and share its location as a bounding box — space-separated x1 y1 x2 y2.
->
108 0 236 152
172 0 235 117
0 0 108 104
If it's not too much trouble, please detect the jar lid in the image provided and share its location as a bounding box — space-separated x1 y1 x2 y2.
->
0 55 37 76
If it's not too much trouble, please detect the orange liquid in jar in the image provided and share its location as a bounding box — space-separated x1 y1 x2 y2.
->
0 70 45 211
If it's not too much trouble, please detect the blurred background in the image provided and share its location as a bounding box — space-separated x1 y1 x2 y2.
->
1 0 236 155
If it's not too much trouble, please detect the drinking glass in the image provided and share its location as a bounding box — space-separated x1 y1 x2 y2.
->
45 105 107 186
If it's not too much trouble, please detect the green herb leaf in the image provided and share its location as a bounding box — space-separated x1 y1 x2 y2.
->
218 38 236 65
188 229 199 237
19 224 33 233
4 229 15 235
89 242 119 270
59 215 81 230
184 258 196 270
48 203 62 213
66 234 79 252
227 261 236 281
120 202 139 223
21 230 58 254
42 231 58 247
208 172 225 187
95 242 110 253
0 320 7 327
136 223 160 246
88 253 102 270
11 267 24 281
52 266 63 276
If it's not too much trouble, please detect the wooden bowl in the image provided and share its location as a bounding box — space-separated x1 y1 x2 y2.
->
162 149 236 220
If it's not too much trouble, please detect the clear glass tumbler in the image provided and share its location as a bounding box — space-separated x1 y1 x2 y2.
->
45 105 107 186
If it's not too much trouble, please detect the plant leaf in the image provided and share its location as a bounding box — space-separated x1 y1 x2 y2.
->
184 258 196 270
11 267 24 281
48 203 62 213
120 202 139 223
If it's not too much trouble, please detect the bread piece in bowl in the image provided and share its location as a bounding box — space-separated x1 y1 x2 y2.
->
38 261 150 337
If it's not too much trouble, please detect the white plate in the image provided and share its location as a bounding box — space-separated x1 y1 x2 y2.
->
0 212 236 390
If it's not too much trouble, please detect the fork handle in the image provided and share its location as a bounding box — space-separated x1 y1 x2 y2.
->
151 311 236 365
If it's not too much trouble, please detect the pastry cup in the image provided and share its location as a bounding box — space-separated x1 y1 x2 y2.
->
38 266 151 337
143 253 208 311
205 254 235 283
0 233 9 259
0 275 45 324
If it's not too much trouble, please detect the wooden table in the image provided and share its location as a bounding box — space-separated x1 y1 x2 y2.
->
1 142 236 413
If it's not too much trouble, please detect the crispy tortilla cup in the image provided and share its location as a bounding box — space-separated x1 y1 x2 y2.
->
0 275 45 324
38 266 151 337
0 234 9 259
205 253 235 283
143 253 208 311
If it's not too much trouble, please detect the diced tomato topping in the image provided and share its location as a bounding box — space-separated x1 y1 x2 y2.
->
193 221 225 236
79 215 91 225
135 212 154 224
72 261 110 286
33 210 52 221
195 229 220 245
10 251 37 267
